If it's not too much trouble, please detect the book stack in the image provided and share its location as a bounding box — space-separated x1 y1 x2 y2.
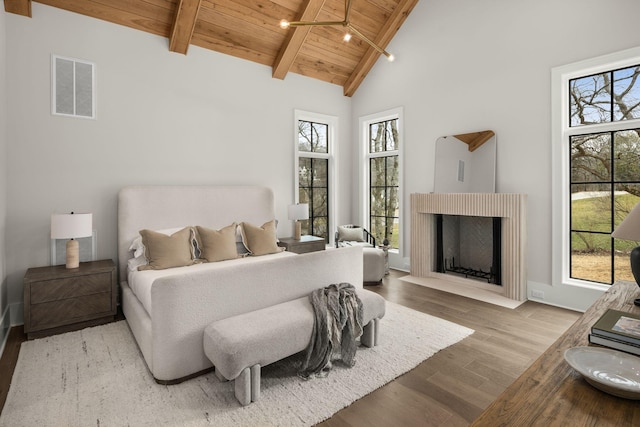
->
589 309 640 356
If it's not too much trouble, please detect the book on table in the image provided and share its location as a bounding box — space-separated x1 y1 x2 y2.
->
588 333 640 356
591 309 640 346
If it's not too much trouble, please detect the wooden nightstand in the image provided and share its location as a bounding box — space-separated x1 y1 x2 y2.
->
278 236 326 254
23 259 117 339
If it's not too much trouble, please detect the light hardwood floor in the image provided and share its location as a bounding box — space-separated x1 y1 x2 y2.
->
0 269 581 425
319 270 581 426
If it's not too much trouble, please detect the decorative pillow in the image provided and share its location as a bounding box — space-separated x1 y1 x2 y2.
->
138 227 195 270
129 227 198 259
195 224 238 262
240 220 284 256
338 226 365 242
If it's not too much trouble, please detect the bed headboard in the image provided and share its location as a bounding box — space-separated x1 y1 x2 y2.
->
117 185 276 282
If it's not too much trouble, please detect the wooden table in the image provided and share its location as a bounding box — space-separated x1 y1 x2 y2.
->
23 259 117 339
472 280 640 426
277 236 326 254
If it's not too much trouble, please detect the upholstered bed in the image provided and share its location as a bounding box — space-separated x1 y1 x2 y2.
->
118 186 366 383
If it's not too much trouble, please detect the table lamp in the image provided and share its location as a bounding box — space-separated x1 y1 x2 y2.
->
288 203 309 240
611 202 640 306
51 212 93 269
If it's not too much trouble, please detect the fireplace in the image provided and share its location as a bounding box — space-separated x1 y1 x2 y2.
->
410 193 527 301
435 214 502 285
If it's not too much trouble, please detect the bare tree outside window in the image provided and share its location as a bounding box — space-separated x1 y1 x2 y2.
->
569 65 640 284
298 120 329 241
369 119 399 249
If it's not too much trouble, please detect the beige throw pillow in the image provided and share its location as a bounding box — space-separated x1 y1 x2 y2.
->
338 226 365 242
138 227 195 270
240 220 283 256
195 224 238 262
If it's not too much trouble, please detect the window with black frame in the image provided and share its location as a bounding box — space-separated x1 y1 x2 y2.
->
569 65 640 284
368 119 399 249
297 120 329 242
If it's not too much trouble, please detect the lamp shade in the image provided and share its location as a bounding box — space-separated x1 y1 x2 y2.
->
51 213 93 239
288 203 309 221
612 202 640 241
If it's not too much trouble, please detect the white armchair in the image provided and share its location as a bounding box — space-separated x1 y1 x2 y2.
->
335 225 384 285
335 225 376 248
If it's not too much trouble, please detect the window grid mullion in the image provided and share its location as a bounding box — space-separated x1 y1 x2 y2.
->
609 130 615 284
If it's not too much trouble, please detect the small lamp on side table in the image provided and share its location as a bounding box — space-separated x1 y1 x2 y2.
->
611 202 640 306
288 203 309 240
51 212 93 269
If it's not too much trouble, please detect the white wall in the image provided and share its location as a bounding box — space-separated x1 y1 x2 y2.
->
1 8 9 342
352 0 640 310
4 4 352 315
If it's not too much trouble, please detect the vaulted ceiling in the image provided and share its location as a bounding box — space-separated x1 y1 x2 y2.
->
4 0 419 96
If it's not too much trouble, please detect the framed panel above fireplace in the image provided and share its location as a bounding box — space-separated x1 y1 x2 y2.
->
433 130 496 193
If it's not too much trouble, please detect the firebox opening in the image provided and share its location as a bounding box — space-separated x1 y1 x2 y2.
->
435 214 502 285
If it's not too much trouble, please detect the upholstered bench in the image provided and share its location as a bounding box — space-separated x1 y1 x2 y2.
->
203 289 386 406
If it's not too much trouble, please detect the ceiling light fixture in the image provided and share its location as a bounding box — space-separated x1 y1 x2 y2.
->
279 0 395 62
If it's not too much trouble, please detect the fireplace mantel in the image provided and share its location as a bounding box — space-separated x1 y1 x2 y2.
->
410 193 527 301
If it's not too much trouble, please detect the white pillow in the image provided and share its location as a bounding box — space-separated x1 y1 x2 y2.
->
127 255 148 272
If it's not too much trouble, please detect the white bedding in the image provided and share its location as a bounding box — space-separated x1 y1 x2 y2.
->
128 251 297 315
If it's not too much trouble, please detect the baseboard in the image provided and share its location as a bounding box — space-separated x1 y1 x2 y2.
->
0 305 10 359
10 302 24 327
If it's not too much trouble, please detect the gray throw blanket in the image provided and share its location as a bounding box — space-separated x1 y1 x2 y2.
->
299 283 364 379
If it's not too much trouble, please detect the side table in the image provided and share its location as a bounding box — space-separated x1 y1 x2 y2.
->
278 236 326 254
23 259 117 339
378 245 390 275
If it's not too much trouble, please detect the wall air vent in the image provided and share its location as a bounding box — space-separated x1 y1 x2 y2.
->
52 55 95 119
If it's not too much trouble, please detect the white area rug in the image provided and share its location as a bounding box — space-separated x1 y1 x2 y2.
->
0 302 473 427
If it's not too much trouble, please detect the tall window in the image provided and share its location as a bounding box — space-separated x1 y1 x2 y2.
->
362 109 402 250
295 112 335 242
562 62 640 285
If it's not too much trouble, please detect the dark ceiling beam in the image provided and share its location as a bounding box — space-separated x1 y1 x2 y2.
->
4 0 32 17
272 0 326 80
169 0 202 54
343 0 419 97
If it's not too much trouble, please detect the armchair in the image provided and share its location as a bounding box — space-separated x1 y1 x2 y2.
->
335 225 384 285
335 225 376 248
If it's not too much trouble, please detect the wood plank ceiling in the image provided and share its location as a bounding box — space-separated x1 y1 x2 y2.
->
4 0 419 96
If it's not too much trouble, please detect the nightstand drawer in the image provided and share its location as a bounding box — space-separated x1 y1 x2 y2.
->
29 292 112 330
278 236 326 254
291 241 325 253
30 272 112 304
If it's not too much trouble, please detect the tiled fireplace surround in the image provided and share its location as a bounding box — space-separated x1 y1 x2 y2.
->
410 193 527 301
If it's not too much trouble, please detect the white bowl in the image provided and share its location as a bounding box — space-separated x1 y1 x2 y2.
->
564 346 640 400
